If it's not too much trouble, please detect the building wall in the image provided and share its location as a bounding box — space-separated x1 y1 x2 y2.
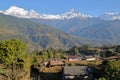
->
69 59 78 61
86 58 96 61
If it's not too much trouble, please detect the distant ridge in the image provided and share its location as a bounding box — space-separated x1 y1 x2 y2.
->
0 13 88 51
99 12 120 20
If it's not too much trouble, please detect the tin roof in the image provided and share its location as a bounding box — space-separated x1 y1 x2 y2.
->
64 66 88 76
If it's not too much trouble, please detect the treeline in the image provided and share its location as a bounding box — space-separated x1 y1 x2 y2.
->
68 44 120 57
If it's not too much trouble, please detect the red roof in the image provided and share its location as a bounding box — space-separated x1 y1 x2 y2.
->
50 60 65 66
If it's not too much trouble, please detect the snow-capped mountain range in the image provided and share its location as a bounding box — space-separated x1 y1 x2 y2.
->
0 6 120 20
0 6 90 19
1 6 120 46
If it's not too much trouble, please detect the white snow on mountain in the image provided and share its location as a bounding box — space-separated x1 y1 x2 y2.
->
99 12 120 20
0 6 91 19
0 6 42 18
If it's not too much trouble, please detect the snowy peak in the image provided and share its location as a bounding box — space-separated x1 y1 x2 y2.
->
64 9 78 16
0 6 91 19
99 12 120 20
0 6 41 18
0 6 28 17
1 6 120 20
61 9 90 19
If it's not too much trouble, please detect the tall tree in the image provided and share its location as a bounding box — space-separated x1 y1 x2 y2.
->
72 46 79 55
0 39 30 80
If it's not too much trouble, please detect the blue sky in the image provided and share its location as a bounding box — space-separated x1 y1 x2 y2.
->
0 0 120 16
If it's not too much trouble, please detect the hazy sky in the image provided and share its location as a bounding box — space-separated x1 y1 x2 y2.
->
0 0 120 16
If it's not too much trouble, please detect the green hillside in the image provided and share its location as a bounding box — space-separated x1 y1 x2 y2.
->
78 20 120 45
0 13 87 51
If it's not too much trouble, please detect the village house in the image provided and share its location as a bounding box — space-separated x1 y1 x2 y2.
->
49 59 65 67
85 55 96 61
68 56 82 61
68 56 78 61
63 66 92 80
68 55 97 61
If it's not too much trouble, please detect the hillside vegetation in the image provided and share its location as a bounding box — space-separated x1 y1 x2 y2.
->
0 13 87 51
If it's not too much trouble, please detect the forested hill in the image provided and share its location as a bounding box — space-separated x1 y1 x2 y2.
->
0 13 88 51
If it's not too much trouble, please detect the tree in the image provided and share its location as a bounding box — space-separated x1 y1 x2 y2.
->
54 53 61 59
104 60 120 80
71 46 79 55
47 49 53 58
61 53 68 59
101 53 106 59
0 39 26 65
98 77 107 80
105 49 114 57
0 39 30 80
81 44 90 50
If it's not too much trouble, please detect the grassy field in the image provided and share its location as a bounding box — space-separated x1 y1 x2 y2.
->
65 60 103 66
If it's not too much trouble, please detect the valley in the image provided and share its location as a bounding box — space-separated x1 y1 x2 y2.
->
0 5 120 80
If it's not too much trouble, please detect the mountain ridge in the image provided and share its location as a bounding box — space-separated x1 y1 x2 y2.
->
0 13 89 51
1 6 120 20
1 6 120 47
77 20 120 45
0 6 91 19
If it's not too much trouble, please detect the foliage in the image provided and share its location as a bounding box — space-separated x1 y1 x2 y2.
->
40 66 62 73
38 48 68 62
0 39 31 80
68 63 75 66
0 13 85 50
97 77 107 80
104 60 120 80
0 39 26 66
70 45 79 55
105 49 116 57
